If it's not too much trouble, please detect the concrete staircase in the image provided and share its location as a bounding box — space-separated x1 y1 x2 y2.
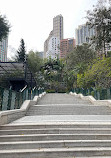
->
1 93 111 157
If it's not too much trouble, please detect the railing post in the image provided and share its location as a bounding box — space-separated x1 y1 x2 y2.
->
0 87 4 111
88 89 90 95
97 90 100 100
107 88 110 99
94 89 97 100
17 92 20 109
10 91 16 110
7 88 12 110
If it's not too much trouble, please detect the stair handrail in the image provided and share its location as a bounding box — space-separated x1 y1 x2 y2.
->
33 86 36 91
20 85 27 92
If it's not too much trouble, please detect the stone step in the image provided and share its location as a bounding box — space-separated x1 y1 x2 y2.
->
37 93 92 105
1 140 111 150
1 134 111 142
38 101 92 104
32 103 93 106
2 123 111 130
1 128 111 135
1 93 111 157
0 147 111 158
26 105 111 115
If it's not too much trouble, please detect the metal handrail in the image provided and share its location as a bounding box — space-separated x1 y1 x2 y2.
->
0 86 44 111
33 87 36 91
20 85 27 92
72 87 111 100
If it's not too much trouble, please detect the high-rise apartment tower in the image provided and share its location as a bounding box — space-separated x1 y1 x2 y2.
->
0 38 8 62
44 15 64 59
75 24 95 46
53 14 63 40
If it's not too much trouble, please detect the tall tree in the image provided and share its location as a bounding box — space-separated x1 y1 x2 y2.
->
17 39 26 62
66 43 96 70
86 0 111 56
64 44 96 90
0 14 10 41
27 50 43 73
27 50 44 87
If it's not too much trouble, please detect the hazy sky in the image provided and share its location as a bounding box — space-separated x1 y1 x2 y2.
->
0 0 98 58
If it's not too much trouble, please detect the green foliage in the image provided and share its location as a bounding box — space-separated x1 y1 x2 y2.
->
107 51 111 57
67 43 96 70
27 50 43 73
64 41 111 89
63 70 77 90
0 14 10 41
63 44 96 90
46 89 56 93
46 81 67 93
27 50 44 87
41 58 66 91
77 57 111 88
77 74 85 88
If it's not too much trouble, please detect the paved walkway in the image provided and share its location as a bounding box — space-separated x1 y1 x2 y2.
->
10 93 111 124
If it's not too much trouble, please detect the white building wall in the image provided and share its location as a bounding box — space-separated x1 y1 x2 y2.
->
44 15 63 59
46 37 60 59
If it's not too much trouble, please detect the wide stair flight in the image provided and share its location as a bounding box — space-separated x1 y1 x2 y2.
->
1 93 111 157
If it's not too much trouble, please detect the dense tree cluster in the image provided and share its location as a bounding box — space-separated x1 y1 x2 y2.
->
40 58 65 92
86 0 111 56
64 44 96 90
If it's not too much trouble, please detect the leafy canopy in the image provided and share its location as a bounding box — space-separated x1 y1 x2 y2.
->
66 43 96 70
86 0 111 55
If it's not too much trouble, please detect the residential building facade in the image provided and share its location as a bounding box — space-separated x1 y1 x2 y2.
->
44 31 53 58
53 14 63 40
75 24 95 45
46 37 60 59
0 38 8 62
44 15 63 59
60 38 75 58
